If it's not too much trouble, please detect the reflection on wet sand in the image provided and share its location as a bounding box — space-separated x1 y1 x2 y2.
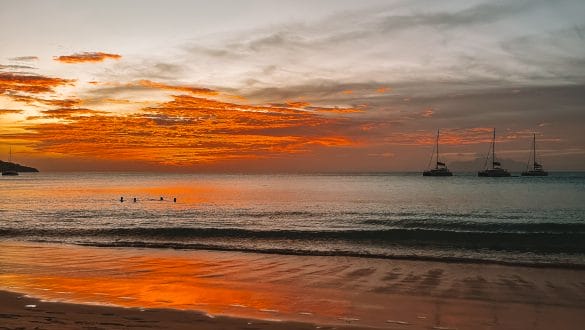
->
2 241 585 329
0 242 350 324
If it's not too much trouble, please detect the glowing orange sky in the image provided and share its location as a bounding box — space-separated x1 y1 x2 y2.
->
1 0 584 171
0 57 582 172
0 64 367 169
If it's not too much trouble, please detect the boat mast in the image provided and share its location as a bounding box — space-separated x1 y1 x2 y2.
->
492 128 496 169
533 133 536 170
436 129 439 169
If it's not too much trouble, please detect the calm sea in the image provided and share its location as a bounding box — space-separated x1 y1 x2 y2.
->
1 172 584 267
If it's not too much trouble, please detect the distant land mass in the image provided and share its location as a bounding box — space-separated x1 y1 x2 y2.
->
0 160 39 173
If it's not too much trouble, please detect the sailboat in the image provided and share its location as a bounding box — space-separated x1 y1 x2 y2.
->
423 129 453 176
1 146 19 176
478 128 510 177
521 133 548 176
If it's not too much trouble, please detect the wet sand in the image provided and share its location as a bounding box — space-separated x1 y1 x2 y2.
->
0 290 366 330
1 241 585 329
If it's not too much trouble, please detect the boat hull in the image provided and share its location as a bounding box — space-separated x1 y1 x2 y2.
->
423 170 453 176
478 169 511 177
521 170 548 176
1 171 19 176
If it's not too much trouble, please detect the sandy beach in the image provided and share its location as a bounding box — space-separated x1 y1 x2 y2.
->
1 241 585 329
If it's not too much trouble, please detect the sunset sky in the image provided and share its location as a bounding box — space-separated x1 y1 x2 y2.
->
1 0 584 171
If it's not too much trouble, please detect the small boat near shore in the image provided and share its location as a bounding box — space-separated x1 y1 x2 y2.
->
478 128 510 177
423 129 453 176
1 146 19 176
1 169 18 176
522 133 548 176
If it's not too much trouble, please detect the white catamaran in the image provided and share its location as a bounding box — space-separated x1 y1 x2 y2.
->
522 133 548 176
478 128 511 177
423 129 453 176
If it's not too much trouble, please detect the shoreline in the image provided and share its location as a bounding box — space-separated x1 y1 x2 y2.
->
12 238 585 270
78 241 585 270
2 241 585 329
0 290 364 330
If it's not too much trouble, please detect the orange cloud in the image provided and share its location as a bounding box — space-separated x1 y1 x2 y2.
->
281 100 362 113
54 52 122 64
0 109 23 115
376 87 391 93
39 108 108 120
17 94 356 166
0 72 74 94
86 80 219 99
134 80 218 96
8 94 81 108
285 101 311 108
421 108 434 118
311 106 363 114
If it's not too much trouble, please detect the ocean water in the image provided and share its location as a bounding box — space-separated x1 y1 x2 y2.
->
1 172 584 267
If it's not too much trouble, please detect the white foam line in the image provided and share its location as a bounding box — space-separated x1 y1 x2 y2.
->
25 304 37 308
338 317 360 322
259 308 279 313
299 311 313 316
229 304 247 308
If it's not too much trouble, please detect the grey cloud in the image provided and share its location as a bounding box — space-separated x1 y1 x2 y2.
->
500 26 585 83
193 47 231 58
8 56 39 61
187 0 547 54
84 85 150 98
377 0 543 32
243 80 585 151
0 64 37 70
100 59 186 82
239 79 523 107
247 32 304 52
410 85 585 125
178 0 585 97
239 80 382 101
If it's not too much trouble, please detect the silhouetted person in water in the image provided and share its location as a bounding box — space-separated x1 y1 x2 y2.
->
160 197 164 201
133 197 137 202
173 197 177 203
120 197 124 202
